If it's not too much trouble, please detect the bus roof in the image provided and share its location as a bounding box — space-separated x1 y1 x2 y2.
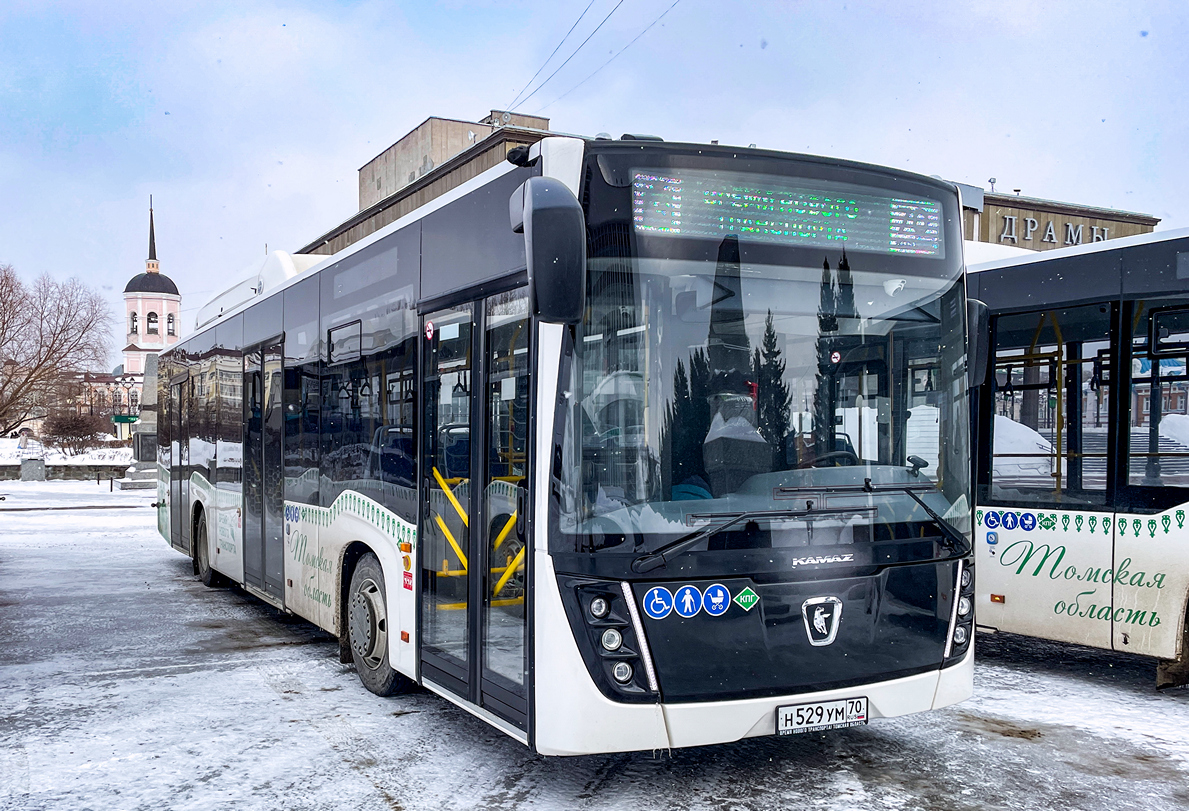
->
967 226 1189 314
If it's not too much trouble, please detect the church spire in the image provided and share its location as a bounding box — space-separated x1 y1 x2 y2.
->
147 196 159 273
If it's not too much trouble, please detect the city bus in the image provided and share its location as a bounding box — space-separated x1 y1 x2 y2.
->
969 227 1189 688
157 134 978 755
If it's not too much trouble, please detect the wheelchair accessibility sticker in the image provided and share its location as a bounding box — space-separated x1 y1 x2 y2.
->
643 587 674 620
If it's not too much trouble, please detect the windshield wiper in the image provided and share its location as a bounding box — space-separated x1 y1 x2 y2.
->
896 488 970 554
631 506 862 573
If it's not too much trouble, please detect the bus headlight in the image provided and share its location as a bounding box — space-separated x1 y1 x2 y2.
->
589 596 609 619
601 628 623 651
960 568 972 590
953 625 968 645
612 662 633 683
958 596 972 618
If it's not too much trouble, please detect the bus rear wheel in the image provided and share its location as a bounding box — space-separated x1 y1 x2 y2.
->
194 511 228 588
347 553 410 696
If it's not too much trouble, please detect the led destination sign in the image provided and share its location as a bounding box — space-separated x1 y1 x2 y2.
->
632 169 944 257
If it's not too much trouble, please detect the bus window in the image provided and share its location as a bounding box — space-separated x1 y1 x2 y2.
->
988 305 1112 507
1128 299 1189 488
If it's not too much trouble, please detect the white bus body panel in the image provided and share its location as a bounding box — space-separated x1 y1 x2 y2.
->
976 504 1189 659
282 493 418 680
662 651 972 750
533 552 671 756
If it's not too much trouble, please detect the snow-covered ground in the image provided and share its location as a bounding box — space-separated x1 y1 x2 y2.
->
0 438 133 466
1 481 1188 810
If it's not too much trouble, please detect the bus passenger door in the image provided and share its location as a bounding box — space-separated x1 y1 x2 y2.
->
243 348 265 590
420 304 477 697
171 378 190 553
261 342 285 598
479 290 530 729
243 340 285 599
419 293 531 730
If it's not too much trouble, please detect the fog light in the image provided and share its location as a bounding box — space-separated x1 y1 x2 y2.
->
953 625 969 645
960 569 972 589
600 628 623 651
589 596 609 619
958 596 972 618
612 661 633 683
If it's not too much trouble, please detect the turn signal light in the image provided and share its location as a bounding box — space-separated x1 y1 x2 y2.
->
990 594 1005 604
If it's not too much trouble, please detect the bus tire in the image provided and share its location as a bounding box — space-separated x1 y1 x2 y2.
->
194 510 228 588
347 553 409 696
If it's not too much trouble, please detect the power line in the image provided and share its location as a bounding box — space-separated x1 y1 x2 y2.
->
515 0 628 110
535 0 682 114
507 0 598 111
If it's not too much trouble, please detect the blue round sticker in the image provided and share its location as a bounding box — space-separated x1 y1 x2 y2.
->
703 584 730 617
674 585 703 618
1020 512 1036 532
1002 512 1019 530
643 587 674 620
984 511 1001 529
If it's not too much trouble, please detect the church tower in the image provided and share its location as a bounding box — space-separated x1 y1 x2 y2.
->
123 198 181 374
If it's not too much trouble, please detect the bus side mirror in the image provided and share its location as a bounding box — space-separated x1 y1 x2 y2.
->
967 298 990 388
510 177 587 324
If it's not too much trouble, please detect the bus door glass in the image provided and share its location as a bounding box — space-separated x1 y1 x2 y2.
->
420 303 476 694
982 305 1113 649
1116 299 1189 655
261 341 285 598
171 378 188 551
243 348 265 590
242 341 284 597
480 289 530 726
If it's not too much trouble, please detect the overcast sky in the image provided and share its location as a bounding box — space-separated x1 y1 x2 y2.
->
2 0 1186 361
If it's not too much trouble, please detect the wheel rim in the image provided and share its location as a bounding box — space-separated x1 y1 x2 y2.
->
349 577 387 670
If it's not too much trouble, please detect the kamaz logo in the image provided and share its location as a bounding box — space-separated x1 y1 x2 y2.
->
789 553 855 568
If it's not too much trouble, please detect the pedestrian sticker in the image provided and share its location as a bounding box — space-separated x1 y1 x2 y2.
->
643 587 674 620
734 586 760 612
674 585 703 618
984 511 1001 529
1002 512 1019 530
1020 512 1036 532
703 584 730 616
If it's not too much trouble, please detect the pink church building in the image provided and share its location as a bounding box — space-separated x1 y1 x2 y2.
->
123 203 181 373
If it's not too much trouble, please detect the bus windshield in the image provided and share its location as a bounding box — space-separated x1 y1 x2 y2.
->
555 227 969 562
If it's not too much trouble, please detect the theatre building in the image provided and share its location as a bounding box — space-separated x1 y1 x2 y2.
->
958 184 1160 252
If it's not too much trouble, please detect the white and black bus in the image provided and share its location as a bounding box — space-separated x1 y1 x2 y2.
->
970 228 1189 688
157 135 978 755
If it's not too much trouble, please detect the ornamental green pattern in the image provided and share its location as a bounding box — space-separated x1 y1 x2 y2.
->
1088 515 1097 533
1074 515 1083 532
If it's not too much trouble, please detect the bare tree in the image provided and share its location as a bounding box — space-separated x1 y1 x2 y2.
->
0 263 113 435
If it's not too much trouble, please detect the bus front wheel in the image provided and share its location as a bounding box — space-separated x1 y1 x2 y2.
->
347 553 409 696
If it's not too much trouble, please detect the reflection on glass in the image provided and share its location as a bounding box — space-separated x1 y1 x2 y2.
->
483 290 529 692
1128 301 1189 488
557 234 968 557
990 305 1112 506
423 305 474 667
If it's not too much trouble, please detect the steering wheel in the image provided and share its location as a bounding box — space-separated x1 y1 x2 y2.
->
810 449 861 467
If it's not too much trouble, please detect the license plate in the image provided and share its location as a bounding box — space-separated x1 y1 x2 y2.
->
776 697 868 735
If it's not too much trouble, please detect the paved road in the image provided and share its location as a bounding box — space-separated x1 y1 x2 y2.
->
2 480 1188 811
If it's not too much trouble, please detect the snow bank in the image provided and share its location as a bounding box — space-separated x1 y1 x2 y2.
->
993 415 1053 479
0 437 134 466
1159 413 1189 449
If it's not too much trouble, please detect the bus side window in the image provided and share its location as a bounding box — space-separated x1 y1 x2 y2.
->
1128 301 1189 489
988 305 1112 508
